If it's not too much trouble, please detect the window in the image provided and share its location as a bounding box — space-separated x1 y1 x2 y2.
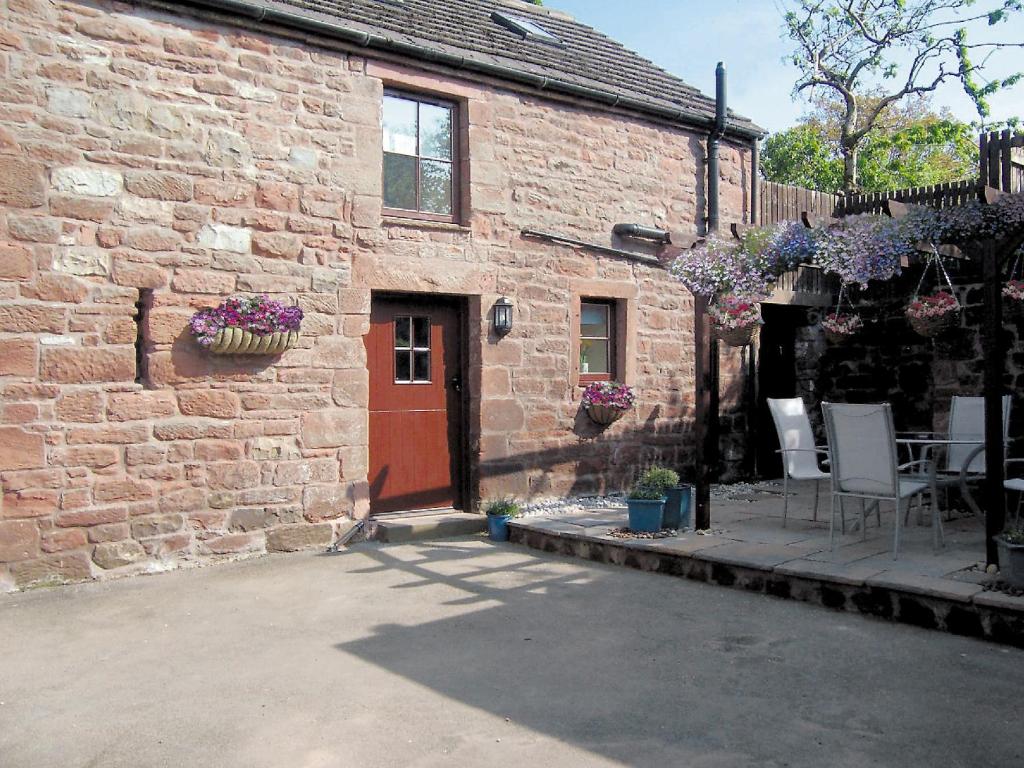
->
382 91 457 222
491 11 561 43
579 300 615 382
394 316 431 383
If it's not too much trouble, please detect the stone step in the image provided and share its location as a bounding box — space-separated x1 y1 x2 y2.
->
373 510 486 543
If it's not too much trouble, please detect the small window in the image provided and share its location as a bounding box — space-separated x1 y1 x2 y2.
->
579 300 615 382
383 91 457 222
491 11 560 43
394 316 431 384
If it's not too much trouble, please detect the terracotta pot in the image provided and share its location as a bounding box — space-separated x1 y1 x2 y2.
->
207 329 298 355
715 323 759 347
586 403 627 426
908 311 958 338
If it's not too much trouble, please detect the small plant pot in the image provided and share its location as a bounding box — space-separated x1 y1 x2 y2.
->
997 536 1024 589
626 498 665 533
663 485 692 529
715 323 759 347
908 311 958 338
487 514 513 542
207 328 299 355
586 404 627 426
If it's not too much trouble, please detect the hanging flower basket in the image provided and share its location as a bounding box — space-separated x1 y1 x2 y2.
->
189 295 303 355
1003 279 1024 319
581 381 635 426
207 328 299 355
715 323 760 347
709 294 761 348
821 312 863 344
906 292 959 338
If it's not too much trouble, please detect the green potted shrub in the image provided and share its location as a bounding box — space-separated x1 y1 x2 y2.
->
996 525 1024 589
484 498 521 542
639 466 690 529
626 483 665 533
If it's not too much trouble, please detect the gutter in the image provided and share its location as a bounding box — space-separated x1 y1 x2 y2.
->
706 62 727 233
171 0 765 140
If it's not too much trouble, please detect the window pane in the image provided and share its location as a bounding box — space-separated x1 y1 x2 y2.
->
413 350 430 382
420 103 452 160
581 304 609 338
580 339 609 374
394 316 411 349
420 160 452 215
413 317 430 348
395 351 411 382
384 153 417 211
383 96 418 155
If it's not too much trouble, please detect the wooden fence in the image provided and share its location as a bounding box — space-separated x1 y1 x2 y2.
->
980 129 1024 193
837 178 979 216
758 181 838 225
758 130 1022 223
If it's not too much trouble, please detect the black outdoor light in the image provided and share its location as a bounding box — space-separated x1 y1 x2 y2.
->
493 297 514 337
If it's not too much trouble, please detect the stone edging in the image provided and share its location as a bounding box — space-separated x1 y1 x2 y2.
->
508 523 1024 648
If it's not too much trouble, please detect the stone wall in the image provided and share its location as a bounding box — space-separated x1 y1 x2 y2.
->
0 0 753 588
795 260 1023 452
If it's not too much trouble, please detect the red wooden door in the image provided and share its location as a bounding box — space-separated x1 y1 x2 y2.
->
366 296 463 514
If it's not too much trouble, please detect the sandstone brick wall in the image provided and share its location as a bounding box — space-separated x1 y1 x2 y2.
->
0 0 753 588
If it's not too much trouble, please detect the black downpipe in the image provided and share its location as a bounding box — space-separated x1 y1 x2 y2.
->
706 62 727 234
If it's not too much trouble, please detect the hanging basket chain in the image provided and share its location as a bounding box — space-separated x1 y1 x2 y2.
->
913 246 960 308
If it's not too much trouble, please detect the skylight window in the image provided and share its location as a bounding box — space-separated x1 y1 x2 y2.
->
491 11 560 43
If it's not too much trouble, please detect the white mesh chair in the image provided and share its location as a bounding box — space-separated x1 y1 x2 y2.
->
767 398 829 527
822 402 938 558
920 396 1012 516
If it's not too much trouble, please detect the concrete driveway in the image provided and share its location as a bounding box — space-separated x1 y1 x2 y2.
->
1 538 1022 768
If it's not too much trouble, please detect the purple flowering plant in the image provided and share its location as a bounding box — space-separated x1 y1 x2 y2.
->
189 295 304 347
812 214 912 287
581 381 636 411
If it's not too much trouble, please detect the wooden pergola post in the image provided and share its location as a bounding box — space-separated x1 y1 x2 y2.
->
693 296 714 529
981 239 1007 564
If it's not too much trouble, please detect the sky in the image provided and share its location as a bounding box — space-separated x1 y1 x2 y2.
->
549 0 1024 135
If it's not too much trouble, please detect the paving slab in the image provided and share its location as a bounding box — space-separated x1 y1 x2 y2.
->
698 541 824 569
865 571 985 603
973 589 1024 611
773 558 888 587
616 533 731 555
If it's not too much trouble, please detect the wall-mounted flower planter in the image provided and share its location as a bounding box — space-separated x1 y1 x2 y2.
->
208 328 299 355
586 403 626 426
715 323 759 347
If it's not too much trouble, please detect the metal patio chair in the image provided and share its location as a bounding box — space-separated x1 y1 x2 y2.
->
822 402 939 558
911 395 1012 518
767 397 829 527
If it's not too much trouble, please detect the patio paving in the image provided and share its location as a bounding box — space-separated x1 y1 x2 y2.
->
511 480 1024 645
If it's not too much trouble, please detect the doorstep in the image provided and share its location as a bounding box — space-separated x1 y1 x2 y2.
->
373 510 486 543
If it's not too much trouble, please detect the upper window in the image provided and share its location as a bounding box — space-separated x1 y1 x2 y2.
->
491 11 561 43
382 91 457 222
579 300 616 382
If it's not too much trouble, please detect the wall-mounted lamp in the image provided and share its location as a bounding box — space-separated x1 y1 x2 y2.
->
493 297 514 337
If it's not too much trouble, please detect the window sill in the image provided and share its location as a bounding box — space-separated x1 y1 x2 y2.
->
382 216 471 233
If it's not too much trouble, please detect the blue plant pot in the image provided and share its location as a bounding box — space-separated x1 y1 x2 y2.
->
627 498 665 533
663 485 693 530
487 515 512 542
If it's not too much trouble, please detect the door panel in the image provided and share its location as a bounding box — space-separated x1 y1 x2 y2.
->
366 296 463 514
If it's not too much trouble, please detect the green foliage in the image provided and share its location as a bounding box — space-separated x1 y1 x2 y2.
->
484 497 521 518
638 466 680 493
782 0 1023 191
1001 526 1024 545
627 484 665 501
762 94 986 193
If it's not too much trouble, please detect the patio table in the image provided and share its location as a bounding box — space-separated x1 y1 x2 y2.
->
895 436 985 517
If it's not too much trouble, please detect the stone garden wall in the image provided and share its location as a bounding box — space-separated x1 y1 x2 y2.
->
0 0 753 587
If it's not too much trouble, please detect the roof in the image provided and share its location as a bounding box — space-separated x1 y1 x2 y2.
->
180 0 763 138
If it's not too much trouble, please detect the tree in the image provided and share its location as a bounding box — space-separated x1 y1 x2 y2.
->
762 93 984 192
783 0 1024 193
